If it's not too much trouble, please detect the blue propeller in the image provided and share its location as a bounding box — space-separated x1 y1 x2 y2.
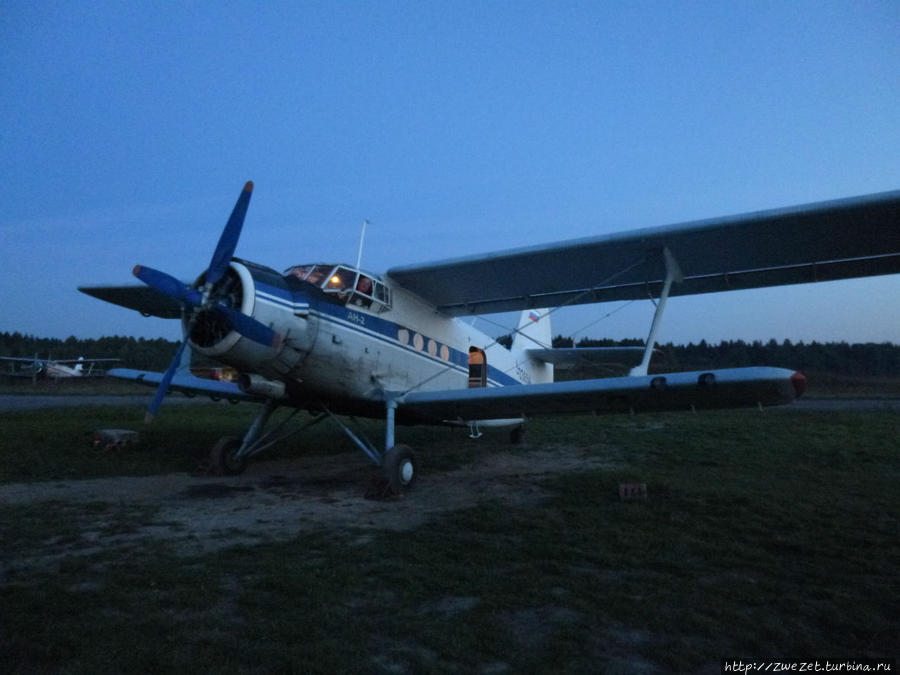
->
134 181 281 422
206 181 254 287
133 265 203 307
145 339 188 423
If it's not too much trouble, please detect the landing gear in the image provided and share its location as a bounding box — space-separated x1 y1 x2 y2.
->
206 400 327 476
210 436 247 475
326 401 419 495
204 396 419 493
383 444 417 494
509 425 526 445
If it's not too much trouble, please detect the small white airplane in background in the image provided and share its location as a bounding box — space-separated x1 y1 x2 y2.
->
80 182 900 492
1 355 120 382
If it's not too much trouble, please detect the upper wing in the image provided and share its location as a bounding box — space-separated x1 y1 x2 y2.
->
399 367 804 422
78 285 184 318
387 190 900 315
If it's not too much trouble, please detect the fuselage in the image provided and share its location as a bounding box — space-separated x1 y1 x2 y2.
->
44 362 83 378
187 259 552 421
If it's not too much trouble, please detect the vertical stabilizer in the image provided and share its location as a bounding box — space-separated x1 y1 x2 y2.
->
511 309 553 383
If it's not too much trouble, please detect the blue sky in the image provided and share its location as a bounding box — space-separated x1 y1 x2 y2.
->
2 1 899 346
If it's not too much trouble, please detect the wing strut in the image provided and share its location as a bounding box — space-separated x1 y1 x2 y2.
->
630 247 683 376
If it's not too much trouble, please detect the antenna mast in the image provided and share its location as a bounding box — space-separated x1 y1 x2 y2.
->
355 219 370 269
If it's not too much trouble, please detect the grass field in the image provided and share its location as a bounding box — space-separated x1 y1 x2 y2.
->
3 372 900 398
1 403 898 673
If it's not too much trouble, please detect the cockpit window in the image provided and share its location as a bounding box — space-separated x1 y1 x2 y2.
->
374 282 389 305
284 263 392 312
351 275 374 308
307 265 334 286
325 267 355 293
287 265 314 280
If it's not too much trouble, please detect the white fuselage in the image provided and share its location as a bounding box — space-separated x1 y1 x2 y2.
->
44 358 85 378
190 260 552 417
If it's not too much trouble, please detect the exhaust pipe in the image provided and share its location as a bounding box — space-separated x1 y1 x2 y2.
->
238 373 287 399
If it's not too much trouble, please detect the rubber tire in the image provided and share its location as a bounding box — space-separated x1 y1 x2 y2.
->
210 436 248 476
383 444 417 494
509 426 526 445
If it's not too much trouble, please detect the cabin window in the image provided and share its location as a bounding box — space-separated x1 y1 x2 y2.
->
468 347 487 388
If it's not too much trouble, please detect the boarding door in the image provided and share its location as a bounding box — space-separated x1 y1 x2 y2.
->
468 347 487 388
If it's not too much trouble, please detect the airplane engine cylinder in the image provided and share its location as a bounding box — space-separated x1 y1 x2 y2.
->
239 373 287 399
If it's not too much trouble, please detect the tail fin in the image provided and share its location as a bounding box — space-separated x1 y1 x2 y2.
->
511 309 553 384
511 309 552 351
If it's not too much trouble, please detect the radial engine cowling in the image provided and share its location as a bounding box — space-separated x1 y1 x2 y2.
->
185 260 311 375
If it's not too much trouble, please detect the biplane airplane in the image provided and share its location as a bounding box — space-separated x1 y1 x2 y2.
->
79 182 900 492
1 354 120 382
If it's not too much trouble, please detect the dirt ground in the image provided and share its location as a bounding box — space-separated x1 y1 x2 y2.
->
1 447 619 560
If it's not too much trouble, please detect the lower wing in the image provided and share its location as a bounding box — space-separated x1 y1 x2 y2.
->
108 368 260 403
398 367 805 423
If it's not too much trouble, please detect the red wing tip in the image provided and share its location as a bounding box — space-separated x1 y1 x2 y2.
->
243 181 254 192
132 265 142 277
791 371 807 398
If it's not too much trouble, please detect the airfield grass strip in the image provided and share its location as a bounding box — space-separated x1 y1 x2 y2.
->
1 408 898 672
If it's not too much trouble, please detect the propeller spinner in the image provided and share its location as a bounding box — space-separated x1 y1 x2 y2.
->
133 181 281 422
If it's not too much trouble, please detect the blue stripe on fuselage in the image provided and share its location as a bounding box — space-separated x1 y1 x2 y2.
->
254 281 521 388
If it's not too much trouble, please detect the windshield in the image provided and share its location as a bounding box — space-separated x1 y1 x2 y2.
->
285 263 392 311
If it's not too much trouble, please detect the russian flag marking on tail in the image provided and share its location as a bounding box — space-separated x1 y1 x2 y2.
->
528 311 541 322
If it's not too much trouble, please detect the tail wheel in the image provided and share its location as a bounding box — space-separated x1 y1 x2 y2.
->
210 436 247 476
383 444 417 494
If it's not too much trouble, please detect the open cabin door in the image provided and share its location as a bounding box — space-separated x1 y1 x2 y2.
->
468 347 487 388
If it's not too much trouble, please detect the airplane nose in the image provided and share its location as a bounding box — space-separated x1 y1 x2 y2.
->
791 371 807 398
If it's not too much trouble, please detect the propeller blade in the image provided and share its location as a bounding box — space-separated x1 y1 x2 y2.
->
133 265 202 307
145 339 188 424
206 181 254 287
213 305 282 348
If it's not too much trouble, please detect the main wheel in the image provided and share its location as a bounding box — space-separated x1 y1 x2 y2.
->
383 444 417 494
210 436 248 476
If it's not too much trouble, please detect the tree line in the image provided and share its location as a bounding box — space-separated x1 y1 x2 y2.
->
0 333 183 371
3 331 899 377
551 336 900 377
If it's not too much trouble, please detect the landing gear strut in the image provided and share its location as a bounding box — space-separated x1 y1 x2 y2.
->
326 399 418 495
208 400 327 476
207 396 418 494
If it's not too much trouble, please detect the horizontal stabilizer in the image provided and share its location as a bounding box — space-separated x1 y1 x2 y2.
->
527 347 647 369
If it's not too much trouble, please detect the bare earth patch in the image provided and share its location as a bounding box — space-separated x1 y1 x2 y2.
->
1 446 618 560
